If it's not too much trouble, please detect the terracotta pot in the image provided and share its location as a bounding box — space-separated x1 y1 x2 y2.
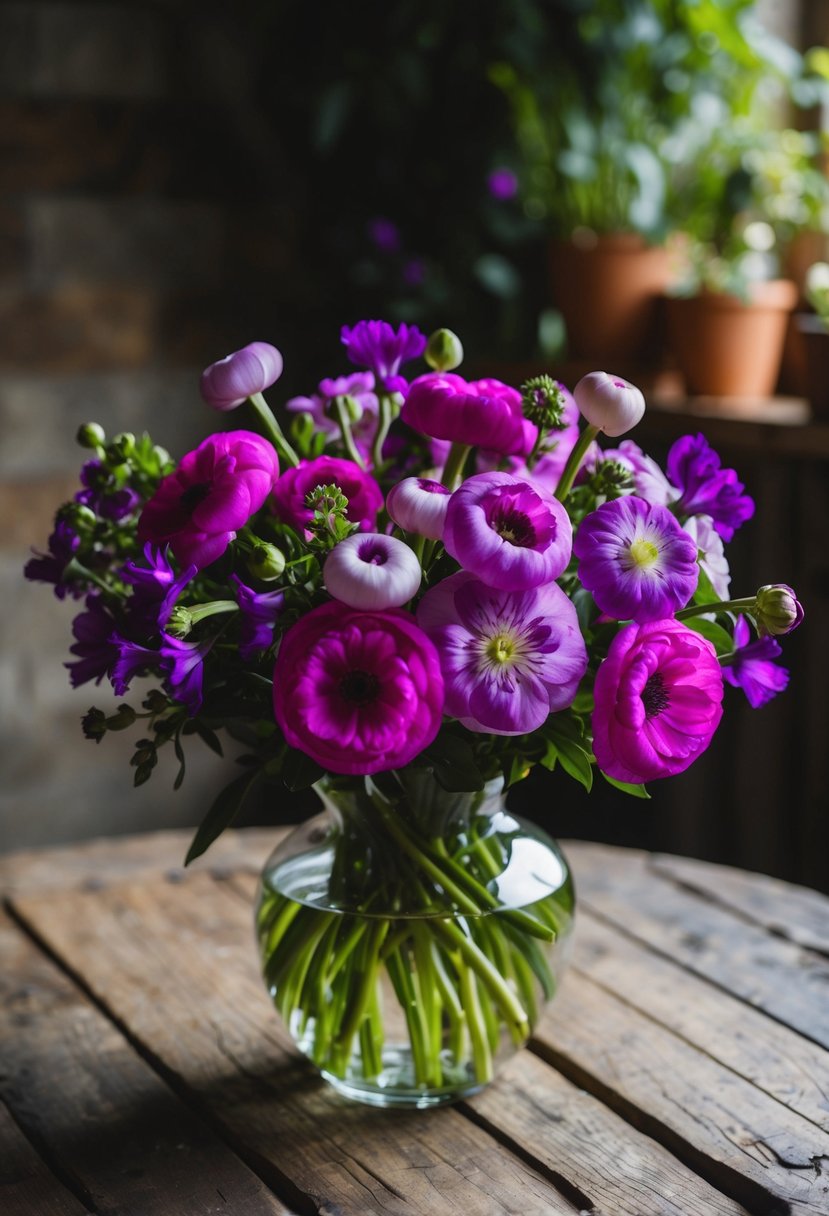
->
548 233 672 366
665 281 798 397
796 313 829 420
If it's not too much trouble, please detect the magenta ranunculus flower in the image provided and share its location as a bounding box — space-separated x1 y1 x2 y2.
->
722 615 789 707
386 477 452 540
667 433 754 541
417 572 588 735
271 455 383 535
573 495 698 622
340 320 426 394
272 602 444 775
402 373 537 456
137 431 280 571
592 618 724 783
324 533 422 610
200 342 284 411
443 472 573 591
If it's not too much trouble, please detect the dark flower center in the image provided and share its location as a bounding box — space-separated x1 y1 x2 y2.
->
340 669 380 705
642 672 670 719
358 541 387 566
491 507 536 547
180 482 211 511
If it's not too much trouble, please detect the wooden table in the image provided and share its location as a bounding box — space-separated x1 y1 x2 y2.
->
2 829 828 1216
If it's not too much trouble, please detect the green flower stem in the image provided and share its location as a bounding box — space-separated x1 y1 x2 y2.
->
430 941 468 1063
334 919 388 1067
385 945 432 1085
368 800 482 915
676 596 757 620
433 919 529 1038
413 925 442 1079
440 442 472 490
456 951 493 1084
328 918 370 979
508 946 539 1026
432 836 554 942
248 391 300 468
371 393 396 472
329 397 366 469
554 423 600 502
63 557 118 596
360 987 384 1079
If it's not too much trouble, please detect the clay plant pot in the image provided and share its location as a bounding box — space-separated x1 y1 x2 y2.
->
665 280 798 397
548 233 672 367
796 313 829 420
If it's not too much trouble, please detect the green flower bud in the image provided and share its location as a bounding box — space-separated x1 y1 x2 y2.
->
165 606 194 639
107 432 135 464
247 543 286 581
59 501 98 529
77 422 106 449
520 375 567 430
81 707 108 743
425 328 464 372
333 393 363 424
754 584 804 636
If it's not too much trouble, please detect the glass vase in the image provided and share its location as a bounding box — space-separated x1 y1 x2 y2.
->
255 768 574 1108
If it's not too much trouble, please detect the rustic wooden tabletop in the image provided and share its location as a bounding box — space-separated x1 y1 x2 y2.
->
2 829 828 1216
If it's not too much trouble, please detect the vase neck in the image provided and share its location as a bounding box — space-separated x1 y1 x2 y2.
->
314 771 506 841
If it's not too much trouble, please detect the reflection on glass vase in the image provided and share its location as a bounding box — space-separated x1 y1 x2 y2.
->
255 769 575 1108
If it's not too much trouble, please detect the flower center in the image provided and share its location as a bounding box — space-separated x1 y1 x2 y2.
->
485 632 516 665
629 537 659 569
358 541 387 566
642 672 670 718
180 482 211 511
491 508 536 547
339 669 380 705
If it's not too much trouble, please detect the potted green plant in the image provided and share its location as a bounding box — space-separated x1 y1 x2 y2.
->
794 261 829 418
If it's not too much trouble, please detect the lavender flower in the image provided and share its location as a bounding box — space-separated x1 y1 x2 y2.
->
682 514 731 602
754 584 804 637
596 440 676 507
573 372 645 437
323 534 422 610
417 572 588 735
723 615 789 707
574 496 698 622
340 320 426 394
386 477 452 540
230 575 285 660
667 434 754 540
285 372 379 453
65 595 120 687
24 520 81 600
75 461 140 521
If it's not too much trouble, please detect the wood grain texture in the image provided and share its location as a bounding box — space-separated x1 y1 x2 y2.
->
0 910 292 1215
0 1099 90 1216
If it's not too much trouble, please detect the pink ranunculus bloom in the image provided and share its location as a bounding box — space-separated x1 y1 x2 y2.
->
137 431 279 571
592 618 724 784
271 455 384 535
272 602 444 775
401 372 537 456
200 342 283 411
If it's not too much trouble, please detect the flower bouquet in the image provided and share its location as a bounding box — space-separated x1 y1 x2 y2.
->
26 321 802 1107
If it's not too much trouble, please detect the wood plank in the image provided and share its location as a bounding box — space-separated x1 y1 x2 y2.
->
565 841 829 1048
574 909 829 1135
0 910 293 1216
11 874 581 1216
0 826 288 897
649 852 829 955
465 1051 748 1216
0 1099 90 1216
534 971 829 1215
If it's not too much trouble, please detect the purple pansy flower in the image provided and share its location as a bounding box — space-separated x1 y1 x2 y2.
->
230 575 285 660
285 372 379 455
403 373 537 457
65 594 120 688
24 520 82 600
722 615 789 708
667 434 754 540
443 472 573 591
574 496 698 622
340 320 426 394
271 455 384 535
121 544 197 632
418 572 588 735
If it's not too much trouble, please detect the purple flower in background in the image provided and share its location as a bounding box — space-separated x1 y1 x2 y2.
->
667 434 754 540
271 455 384 535
417 571 588 735
121 544 196 633
722 615 789 708
592 618 723 783
75 461 140 521
403 373 537 457
230 575 285 660
110 637 159 696
403 259 426 287
159 633 214 714
340 320 426 394
65 595 120 688
487 168 518 200
367 217 401 254
100 487 141 522
574 496 698 622
443 472 573 590
200 342 283 411
286 372 379 455
24 520 81 600
595 440 676 507
682 514 731 602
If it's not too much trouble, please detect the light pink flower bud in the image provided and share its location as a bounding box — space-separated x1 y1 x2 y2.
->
574 371 645 438
324 533 422 610
200 342 283 411
386 477 452 540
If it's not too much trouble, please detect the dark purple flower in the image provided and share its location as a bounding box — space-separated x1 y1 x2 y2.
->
367 217 400 254
722 615 789 708
100 487 141 522
402 259 426 287
110 637 158 696
24 520 82 600
159 633 213 714
271 455 384 535
340 320 426 394
573 496 698 622
65 595 120 687
487 168 518 200
230 575 285 660
667 434 754 541
121 544 196 633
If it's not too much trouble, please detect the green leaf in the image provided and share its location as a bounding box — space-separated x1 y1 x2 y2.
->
551 736 594 793
685 616 734 656
173 728 186 792
193 722 224 757
693 565 717 607
602 773 651 799
184 767 262 865
422 734 485 793
281 747 326 792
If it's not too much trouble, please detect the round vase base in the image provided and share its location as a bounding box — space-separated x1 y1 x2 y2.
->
320 1064 487 1109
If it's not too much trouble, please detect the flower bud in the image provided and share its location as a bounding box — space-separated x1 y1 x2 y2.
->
330 393 363 424
425 328 464 372
165 606 193 638
108 432 135 463
77 422 106 449
574 371 645 438
62 502 98 529
754 584 804 636
324 533 422 610
386 477 452 540
247 543 286 582
200 341 284 411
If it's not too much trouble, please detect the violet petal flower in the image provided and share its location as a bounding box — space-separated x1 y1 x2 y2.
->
200 342 284 411
272 602 444 775
65 594 120 688
110 637 159 696
324 533 422 610
286 371 379 453
443 472 573 591
417 571 588 735
271 455 384 535
121 544 197 632
667 434 754 541
595 439 676 507
340 320 426 393
592 618 724 782
159 633 213 715
402 373 537 457
574 496 698 622
723 615 789 707
230 575 285 660
24 520 82 600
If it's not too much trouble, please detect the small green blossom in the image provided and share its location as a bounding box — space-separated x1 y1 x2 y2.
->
520 375 568 430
